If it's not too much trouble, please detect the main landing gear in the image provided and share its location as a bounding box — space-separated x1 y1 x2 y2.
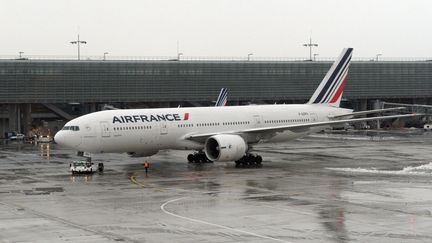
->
235 154 263 168
187 151 212 163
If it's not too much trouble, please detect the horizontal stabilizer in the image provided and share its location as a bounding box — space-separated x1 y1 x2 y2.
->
329 107 407 119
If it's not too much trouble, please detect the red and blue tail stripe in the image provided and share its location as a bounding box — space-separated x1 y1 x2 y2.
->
308 48 353 107
215 88 228 106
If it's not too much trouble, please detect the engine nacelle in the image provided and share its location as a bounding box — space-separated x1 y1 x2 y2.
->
204 134 247 162
127 150 158 157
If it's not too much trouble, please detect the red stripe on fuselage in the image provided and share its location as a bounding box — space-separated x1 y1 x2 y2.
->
184 112 189 120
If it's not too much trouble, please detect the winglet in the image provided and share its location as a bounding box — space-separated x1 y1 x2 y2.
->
308 48 353 107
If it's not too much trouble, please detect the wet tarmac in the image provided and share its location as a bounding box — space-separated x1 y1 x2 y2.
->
1 129 432 242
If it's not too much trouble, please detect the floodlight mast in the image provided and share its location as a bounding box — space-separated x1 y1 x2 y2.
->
376 53 382 61
247 53 253 61
303 37 318 61
70 34 87 60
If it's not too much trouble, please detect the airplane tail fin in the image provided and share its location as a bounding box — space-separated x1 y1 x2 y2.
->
307 48 353 107
215 88 228 106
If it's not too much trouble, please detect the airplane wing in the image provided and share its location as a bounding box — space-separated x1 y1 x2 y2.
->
329 107 406 119
186 113 422 143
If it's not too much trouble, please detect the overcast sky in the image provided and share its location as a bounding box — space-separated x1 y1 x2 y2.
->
1 0 431 58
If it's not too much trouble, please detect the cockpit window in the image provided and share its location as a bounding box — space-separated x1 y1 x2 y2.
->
62 126 79 131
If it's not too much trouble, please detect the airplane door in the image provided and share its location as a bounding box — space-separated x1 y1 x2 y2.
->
100 121 110 137
253 115 263 127
310 113 318 122
160 122 168 135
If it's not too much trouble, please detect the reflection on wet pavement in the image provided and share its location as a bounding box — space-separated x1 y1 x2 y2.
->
1 130 432 242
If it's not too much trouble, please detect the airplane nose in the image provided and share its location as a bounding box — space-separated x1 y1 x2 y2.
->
54 130 82 148
54 132 64 145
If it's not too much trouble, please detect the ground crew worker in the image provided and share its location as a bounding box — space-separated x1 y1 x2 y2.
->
144 160 150 175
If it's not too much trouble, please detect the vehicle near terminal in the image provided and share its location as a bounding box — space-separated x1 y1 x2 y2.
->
9 132 25 140
39 135 53 143
55 48 421 167
70 160 95 174
69 160 104 174
4 131 25 140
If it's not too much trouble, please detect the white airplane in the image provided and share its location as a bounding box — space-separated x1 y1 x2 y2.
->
55 48 419 166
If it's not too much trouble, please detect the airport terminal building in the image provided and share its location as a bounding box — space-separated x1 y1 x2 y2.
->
1 58 432 136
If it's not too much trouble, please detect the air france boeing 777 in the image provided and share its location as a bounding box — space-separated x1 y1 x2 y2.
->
55 48 418 166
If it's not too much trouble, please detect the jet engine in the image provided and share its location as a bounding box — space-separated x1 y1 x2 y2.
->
204 134 247 162
127 150 158 157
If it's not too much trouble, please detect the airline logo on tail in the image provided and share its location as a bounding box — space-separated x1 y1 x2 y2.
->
215 88 228 106
308 48 353 107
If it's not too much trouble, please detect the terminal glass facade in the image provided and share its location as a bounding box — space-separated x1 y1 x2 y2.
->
0 60 432 103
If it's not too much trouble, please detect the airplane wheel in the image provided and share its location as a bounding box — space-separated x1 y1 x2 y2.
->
234 154 263 168
193 154 201 163
256 155 262 164
187 154 194 163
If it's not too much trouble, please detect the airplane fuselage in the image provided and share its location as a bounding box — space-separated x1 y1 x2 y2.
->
54 104 352 155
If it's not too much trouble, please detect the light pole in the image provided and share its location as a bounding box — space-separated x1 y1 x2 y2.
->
103 52 109 61
19 51 24 59
70 34 87 60
247 53 253 61
375 53 382 61
303 37 318 61
313 53 319 61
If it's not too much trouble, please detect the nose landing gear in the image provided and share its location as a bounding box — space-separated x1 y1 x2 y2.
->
235 154 263 168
